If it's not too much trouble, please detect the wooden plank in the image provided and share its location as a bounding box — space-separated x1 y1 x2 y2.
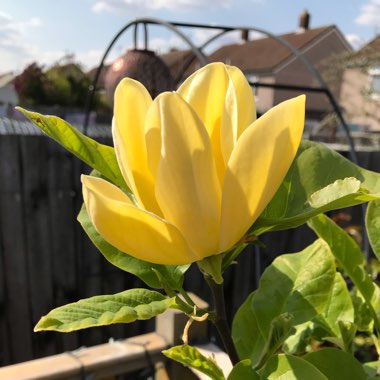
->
72 158 106 347
0 332 167 380
0 135 34 364
0 216 11 366
19 135 56 358
46 139 79 353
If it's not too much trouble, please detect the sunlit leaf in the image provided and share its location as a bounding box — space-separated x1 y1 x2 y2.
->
308 214 380 332
253 140 380 235
338 321 357 352
35 289 175 332
314 272 354 337
232 239 335 367
163 345 225 380
283 321 314 355
366 199 380 261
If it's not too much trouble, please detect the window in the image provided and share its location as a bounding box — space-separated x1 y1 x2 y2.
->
368 67 380 99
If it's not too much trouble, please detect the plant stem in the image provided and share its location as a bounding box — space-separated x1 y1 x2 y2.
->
179 287 196 307
205 276 240 366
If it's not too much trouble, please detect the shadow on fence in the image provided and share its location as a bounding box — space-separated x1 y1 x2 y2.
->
0 117 379 366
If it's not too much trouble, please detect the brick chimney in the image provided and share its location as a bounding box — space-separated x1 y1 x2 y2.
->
241 29 249 43
299 9 310 31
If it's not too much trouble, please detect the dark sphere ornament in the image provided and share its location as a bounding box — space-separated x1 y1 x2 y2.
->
105 49 174 102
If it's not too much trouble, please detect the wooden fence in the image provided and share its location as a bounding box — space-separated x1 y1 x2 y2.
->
0 117 379 367
0 294 212 379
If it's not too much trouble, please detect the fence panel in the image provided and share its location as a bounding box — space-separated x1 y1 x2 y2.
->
1 118 380 366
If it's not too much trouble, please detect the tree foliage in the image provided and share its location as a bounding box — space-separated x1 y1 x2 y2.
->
14 57 109 111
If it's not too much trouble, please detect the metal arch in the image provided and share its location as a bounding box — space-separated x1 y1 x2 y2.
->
81 18 367 265
83 18 208 132
84 18 356 163
169 21 357 164
133 22 149 50
173 28 231 85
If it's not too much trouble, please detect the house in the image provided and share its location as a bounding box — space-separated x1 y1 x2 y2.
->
339 36 380 131
0 72 19 117
162 11 352 123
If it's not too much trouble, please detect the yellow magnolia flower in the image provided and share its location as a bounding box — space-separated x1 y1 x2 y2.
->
82 62 305 265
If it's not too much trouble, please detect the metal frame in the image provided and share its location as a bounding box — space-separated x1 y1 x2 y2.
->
83 18 368 263
83 18 356 163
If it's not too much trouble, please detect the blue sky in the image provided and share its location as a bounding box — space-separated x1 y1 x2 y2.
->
1 0 379 73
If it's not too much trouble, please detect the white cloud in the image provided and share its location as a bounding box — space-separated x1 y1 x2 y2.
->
356 0 380 27
0 11 43 72
345 34 366 50
92 0 231 13
75 48 121 70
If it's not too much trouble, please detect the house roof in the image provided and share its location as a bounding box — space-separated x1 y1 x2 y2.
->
208 25 349 73
343 35 380 64
363 35 380 51
160 49 196 79
0 72 16 88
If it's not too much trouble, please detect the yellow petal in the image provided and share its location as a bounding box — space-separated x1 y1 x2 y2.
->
220 95 305 251
221 65 256 164
144 99 162 182
177 62 229 183
82 175 197 264
154 92 221 257
113 78 161 215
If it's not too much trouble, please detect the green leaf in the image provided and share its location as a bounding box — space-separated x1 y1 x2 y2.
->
253 140 380 235
283 321 314 355
308 214 380 332
77 205 189 290
232 239 335 367
259 354 328 379
162 345 225 380
35 289 174 332
363 361 380 379
314 272 354 337
256 313 294 369
17 108 127 189
352 290 375 332
228 360 260 380
366 199 380 261
338 321 357 352
303 348 367 380
308 177 365 208
222 244 248 271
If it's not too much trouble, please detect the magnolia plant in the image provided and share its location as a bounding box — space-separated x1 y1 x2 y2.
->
18 62 380 379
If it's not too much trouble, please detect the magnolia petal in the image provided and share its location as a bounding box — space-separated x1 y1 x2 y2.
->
177 62 229 183
220 95 306 251
113 78 161 215
221 65 256 164
155 92 221 257
144 100 162 182
82 175 198 265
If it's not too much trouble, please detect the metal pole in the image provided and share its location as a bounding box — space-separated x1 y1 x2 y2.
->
82 18 208 134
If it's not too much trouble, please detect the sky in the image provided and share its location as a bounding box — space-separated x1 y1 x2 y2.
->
1 0 380 74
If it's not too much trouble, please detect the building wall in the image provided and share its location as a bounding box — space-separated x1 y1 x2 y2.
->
252 75 275 116
273 29 350 120
0 84 19 106
340 68 380 131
